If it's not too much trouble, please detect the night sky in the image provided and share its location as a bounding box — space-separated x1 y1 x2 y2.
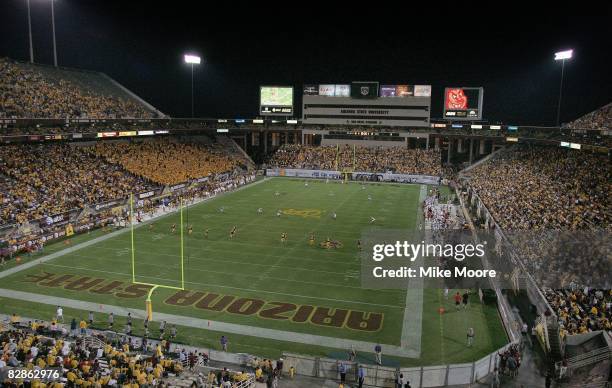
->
1 1 610 125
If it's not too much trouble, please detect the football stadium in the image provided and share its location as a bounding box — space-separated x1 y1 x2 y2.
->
0 3 610 388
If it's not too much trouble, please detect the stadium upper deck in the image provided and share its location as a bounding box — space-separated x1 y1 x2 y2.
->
0 57 161 119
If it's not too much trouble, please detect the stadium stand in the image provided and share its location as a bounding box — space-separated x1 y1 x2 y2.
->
92 138 253 186
267 144 442 176
0 57 156 119
0 320 185 386
543 288 611 336
0 314 262 387
0 143 152 225
565 102 612 130
462 145 611 333
465 145 610 230
0 137 253 226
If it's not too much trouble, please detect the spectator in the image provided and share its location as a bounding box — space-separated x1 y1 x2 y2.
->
374 343 382 365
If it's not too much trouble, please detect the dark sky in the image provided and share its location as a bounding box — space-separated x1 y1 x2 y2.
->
1 1 610 125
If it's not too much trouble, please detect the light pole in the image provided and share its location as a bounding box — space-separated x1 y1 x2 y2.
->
184 54 201 117
26 0 34 63
51 0 58 67
554 49 573 127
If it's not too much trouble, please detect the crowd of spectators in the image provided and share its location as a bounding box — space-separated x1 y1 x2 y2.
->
565 103 611 130
0 137 252 227
0 143 152 225
544 288 611 335
92 139 250 186
0 320 184 387
464 145 610 327
497 344 521 377
267 144 442 176
0 57 154 119
466 145 610 230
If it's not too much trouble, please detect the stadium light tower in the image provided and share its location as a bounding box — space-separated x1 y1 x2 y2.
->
184 54 201 117
554 49 573 127
50 0 58 67
26 0 34 63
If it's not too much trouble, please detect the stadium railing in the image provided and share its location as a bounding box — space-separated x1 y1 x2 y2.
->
280 343 516 387
454 185 523 344
456 179 556 320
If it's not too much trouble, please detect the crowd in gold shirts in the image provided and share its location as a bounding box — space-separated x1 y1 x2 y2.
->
0 144 151 225
268 144 442 176
92 139 250 186
0 138 251 225
0 323 183 387
0 57 153 119
466 145 610 230
545 288 611 336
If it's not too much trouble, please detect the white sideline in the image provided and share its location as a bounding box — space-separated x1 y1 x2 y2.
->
399 185 426 354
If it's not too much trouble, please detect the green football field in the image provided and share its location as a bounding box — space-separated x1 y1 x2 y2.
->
0 178 507 366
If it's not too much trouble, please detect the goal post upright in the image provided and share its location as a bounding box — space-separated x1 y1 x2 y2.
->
130 194 185 322
180 196 185 290
130 193 135 283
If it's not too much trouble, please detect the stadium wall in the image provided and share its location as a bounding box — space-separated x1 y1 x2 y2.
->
265 168 440 185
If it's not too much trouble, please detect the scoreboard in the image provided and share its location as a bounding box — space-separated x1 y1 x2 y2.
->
260 86 294 116
443 87 484 120
302 82 432 127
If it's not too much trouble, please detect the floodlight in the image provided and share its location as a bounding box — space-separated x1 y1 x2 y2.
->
554 50 573 61
184 54 201 64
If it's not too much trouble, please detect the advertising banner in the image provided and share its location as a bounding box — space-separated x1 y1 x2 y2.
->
303 85 319 95
318 85 335 96
334 84 350 97
266 169 439 184
414 85 432 97
138 191 155 199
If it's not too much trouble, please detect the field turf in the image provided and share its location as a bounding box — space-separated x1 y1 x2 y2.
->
0 178 507 366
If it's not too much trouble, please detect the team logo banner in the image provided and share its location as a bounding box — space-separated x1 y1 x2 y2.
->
351 82 379 99
446 88 468 109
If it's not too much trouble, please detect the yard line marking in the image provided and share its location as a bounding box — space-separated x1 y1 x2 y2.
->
250 179 362 291
39 263 404 309
0 178 268 282
56 250 393 292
